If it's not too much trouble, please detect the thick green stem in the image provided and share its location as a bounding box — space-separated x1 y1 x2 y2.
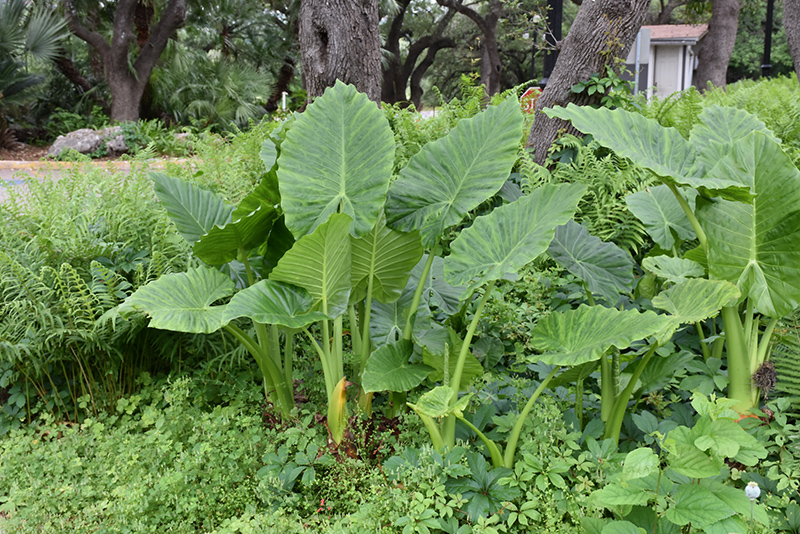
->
456 414 505 468
696 321 711 361
442 281 496 447
503 366 560 468
451 281 495 393
756 317 778 367
600 353 615 422
604 344 658 443
334 315 344 381
283 332 294 394
721 305 752 413
665 181 707 252
304 328 334 400
360 275 375 375
225 323 294 417
403 248 438 341
348 305 362 357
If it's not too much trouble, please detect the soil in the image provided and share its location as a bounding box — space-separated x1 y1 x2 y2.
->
0 144 49 161
0 143 123 162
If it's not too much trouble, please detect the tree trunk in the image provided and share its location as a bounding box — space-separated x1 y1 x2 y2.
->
784 0 800 82
527 0 650 164
65 0 186 123
298 0 382 103
437 0 503 95
694 0 740 90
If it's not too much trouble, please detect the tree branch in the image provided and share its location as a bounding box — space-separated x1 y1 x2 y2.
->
134 0 187 80
63 0 111 61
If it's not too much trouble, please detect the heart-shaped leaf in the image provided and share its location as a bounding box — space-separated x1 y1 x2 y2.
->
151 172 233 245
122 266 234 333
626 185 697 250
351 215 423 304
547 220 635 304
531 305 673 366
698 131 800 317
278 81 394 238
642 256 705 284
386 97 524 247
223 279 328 328
362 340 432 393
193 206 278 265
445 184 586 294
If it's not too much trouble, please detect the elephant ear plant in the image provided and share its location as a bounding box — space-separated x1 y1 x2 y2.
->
120 83 547 447
547 103 800 413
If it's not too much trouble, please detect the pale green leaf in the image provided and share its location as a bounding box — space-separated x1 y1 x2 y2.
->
362 340 433 393
270 213 352 317
351 216 423 304
642 256 705 283
664 485 734 528
123 266 234 334
445 184 586 293
278 81 394 238
531 306 673 366
546 105 753 201
408 385 471 418
652 279 740 324
625 185 696 250
698 131 800 317
386 98 524 247
151 172 233 245
222 279 328 327
623 448 659 480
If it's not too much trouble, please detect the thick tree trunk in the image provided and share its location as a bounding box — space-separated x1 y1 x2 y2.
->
298 0 382 103
527 0 649 164
694 0 740 90
65 0 186 122
784 0 800 82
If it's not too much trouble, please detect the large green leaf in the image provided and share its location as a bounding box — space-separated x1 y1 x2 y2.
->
690 105 778 165
642 256 705 284
277 81 394 238
531 305 673 366
223 279 328 327
233 172 281 220
652 279 740 324
546 105 753 202
385 98 524 247
408 385 472 418
626 185 696 250
697 131 800 317
445 184 586 294
151 172 233 245
369 288 431 346
193 206 278 265
351 216 423 304
269 213 352 317
361 340 432 393
122 266 234 333
547 220 635 304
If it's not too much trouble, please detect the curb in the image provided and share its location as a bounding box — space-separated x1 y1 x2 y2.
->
0 159 186 171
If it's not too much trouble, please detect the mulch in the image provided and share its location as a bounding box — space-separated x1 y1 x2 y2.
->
0 144 50 161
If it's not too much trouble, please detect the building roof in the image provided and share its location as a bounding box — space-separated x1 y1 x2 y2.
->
643 24 709 44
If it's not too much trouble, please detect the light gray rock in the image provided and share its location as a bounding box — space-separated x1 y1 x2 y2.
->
48 126 126 158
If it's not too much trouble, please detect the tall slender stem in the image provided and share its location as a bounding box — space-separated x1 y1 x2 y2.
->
403 248 438 341
721 305 752 413
604 344 658 443
665 181 707 252
503 366 560 468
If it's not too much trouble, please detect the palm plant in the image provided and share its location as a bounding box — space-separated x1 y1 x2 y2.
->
0 0 66 148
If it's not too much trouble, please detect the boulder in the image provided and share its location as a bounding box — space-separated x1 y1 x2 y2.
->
48 126 126 158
